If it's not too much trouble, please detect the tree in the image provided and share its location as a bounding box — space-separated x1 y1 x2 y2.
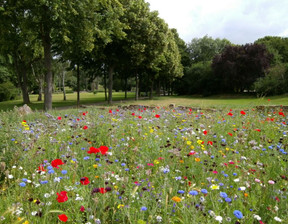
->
255 36 288 64
188 35 231 63
0 1 43 104
212 44 273 93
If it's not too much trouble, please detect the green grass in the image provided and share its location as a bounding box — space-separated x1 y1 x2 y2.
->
117 94 288 109
1 93 288 112
0 92 136 111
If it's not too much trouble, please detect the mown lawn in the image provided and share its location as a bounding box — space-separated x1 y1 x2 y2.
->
1 93 287 111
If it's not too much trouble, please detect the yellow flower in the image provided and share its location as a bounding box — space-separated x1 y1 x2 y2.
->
171 196 181 202
210 184 219 190
190 146 195 150
197 140 203 145
93 164 98 168
150 129 154 133
195 158 201 162
114 185 118 190
154 160 160 165
23 221 29 224
179 160 184 163
186 141 192 145
95 176 99 178
117 204 124 209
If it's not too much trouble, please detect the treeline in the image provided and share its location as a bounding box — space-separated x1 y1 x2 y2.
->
1 1 288 110
176 35 288 96
0 0 183 110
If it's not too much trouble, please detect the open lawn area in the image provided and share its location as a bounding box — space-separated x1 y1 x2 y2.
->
1 93 287 111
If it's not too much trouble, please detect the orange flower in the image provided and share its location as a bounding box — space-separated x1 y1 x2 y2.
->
195 158 201 162
171 196 181 202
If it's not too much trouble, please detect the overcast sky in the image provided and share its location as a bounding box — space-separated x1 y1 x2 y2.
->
145 0 288 45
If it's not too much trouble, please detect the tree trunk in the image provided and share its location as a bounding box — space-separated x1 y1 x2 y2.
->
20 64 30 104
104 72 107 101
62 71 66 101
38 78 43 101
124 76 127 99
108 64 114 104
43 24 53 111
77 64 80 107
149 78 154 100
15 59 30 104
135 74 139 101
156 78 161 97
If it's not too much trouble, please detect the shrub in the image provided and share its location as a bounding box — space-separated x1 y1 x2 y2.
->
0 82 19 102
254 63 288 96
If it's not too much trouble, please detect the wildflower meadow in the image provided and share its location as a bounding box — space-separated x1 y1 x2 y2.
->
0 105 287 224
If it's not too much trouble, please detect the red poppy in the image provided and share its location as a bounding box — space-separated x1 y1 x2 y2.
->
203 130 207 135
80 205 85 212
207 141 213 145
227 112 233 116
228 132 233 136
279 112 284 116
37 165 46 172
255 129 261 132
83 125 88 130
240 111 246 115
58 214 68 222
131 113 135 116
56 191 68 203
57 116 62 120
80 177 90 185
87 146 100 154
99 188 107 194
109 110 112 113
138 116 142 119
51 159 64 168
99 146 109 155
155 114 160 118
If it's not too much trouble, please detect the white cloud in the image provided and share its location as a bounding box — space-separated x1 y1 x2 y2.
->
146 0 288 44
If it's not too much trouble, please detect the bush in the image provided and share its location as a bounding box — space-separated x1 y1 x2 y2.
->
254 63 288 96
0 82 19 102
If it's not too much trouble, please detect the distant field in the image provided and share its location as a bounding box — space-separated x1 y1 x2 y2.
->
0 92 287 111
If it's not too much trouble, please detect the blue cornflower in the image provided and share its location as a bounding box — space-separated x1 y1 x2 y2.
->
220 192 228 198
163 168 170 174
95 158 100 161
225 197 232 203
48 169 55 174
61 170 68 175
22 178 28 182
177 190 185 194
201 189 208 194
140 206 147 211
189 190 198 196
40 180 48 184
125 168 129 171
83 156 90 160
121 163 126 167
47 166 53 170
115 159 119 162
233 210 243 219
19 182 26 187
